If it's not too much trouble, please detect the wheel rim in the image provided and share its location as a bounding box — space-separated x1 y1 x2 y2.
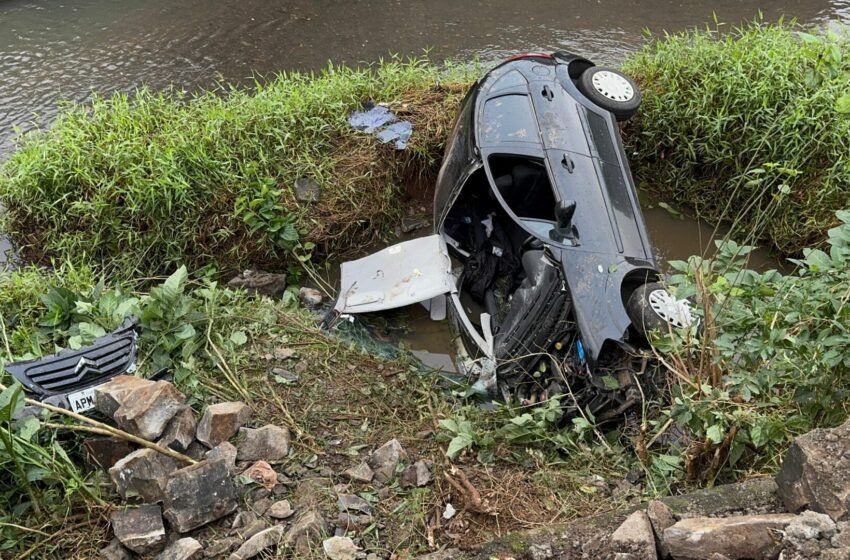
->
591 70 634 102
647 289 694 329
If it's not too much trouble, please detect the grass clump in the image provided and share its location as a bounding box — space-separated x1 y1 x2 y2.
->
0 59 470 278
623 20 850 255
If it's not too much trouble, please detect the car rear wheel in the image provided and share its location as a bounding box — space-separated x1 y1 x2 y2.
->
627 282 693 339
577 67 642 121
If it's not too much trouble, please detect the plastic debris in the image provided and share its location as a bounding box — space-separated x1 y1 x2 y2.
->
348 104 413 149
442 503 456 520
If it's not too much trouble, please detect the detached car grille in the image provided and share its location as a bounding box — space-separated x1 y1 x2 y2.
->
5 318 138 397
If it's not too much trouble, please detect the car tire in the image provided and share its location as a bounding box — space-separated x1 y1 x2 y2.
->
577 67 642 121
626 282 691 339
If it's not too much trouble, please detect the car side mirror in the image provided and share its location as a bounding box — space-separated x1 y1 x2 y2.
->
552 199 578 243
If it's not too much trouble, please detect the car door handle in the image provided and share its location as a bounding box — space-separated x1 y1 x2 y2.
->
561 153 575 173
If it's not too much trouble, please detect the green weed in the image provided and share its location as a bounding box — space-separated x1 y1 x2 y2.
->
624 19 850 255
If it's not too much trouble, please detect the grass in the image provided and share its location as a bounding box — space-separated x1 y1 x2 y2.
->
623 19 850 256
0 58 471 279
0 267 634 558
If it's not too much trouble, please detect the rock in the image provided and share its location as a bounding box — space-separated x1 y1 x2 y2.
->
109 448 178 503
184 441 207 461
227 270 287 298
401 216 429 234
163 459 238 533
230 510 257 531
196 402 251 448
228 525 285 560
294 177 321 203
270 367 299 384
112 504 166 555
242 460 278 490
251 497 272 516
268 499 295 519
336 512 371 530
777 419 850 521
337 493 372 515
234 519 269 541
298 287 324 307
205 442 238 472
663 513 796 560
647 500 676 558
84 437 136 470
528 543 553 560
366 439 408 484
237 425 290 462
342 462 374 483
285 510 329 545
95 375 155 418
157 407 197 452
401 460 432 488
785 510 837 541
833 522 850 548
113 381 186 441
204 537 240 558
156 538 203 560
323 536 359 560
99 538 133 560
610 511 656 558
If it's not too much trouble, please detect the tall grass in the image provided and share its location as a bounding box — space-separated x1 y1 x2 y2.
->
624 20 850 255
0 59 470 278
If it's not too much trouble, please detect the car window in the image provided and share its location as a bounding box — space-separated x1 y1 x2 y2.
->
486 155 557 222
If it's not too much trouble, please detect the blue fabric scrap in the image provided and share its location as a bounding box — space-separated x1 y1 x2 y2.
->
348 104 413 150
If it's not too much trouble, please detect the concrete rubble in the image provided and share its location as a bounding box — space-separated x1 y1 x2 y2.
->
92 376 434 560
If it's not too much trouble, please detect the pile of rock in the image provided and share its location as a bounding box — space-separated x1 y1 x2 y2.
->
90 376 432 559
607 418 850 560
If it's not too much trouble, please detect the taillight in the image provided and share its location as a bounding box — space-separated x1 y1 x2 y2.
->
506 52 554 62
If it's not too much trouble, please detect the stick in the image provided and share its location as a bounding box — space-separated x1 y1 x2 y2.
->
0 382 196 465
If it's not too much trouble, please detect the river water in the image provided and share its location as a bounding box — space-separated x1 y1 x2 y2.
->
1 0 849 269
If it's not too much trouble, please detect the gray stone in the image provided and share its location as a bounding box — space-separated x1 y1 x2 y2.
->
270 367 299 384
366 439 408 484
227 270 287 298
237 425 290 462
400 460 432 488
342 462 374 483
233 519 269 541
337 493 372 515
833 521 850 548
184 441 207 461
285 510 329 545
777 419 850 521
163 459 238 533
647 500 675 558
336 512 371 531
109 448 178 503
112 504 166 555
157 407 197 452
294 177 321 203
204 538 240 558
663 513 796 560
528 543 553 560
95 375 156 418
298 287 323 308
611 511 656 558
251 497 272 516
84 437 136 470
99 538 133 560
113 381 186 441
196 402 251 448
785 510 837 541
156 538 203 560
268 499 295 519
205 442 238 472
322 536 359 560
228 525 285 560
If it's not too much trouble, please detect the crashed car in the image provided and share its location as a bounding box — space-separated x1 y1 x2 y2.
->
332 52 693 416
4 318 139 413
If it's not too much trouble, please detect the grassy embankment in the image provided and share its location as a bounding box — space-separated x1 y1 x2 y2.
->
2 21 850 558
